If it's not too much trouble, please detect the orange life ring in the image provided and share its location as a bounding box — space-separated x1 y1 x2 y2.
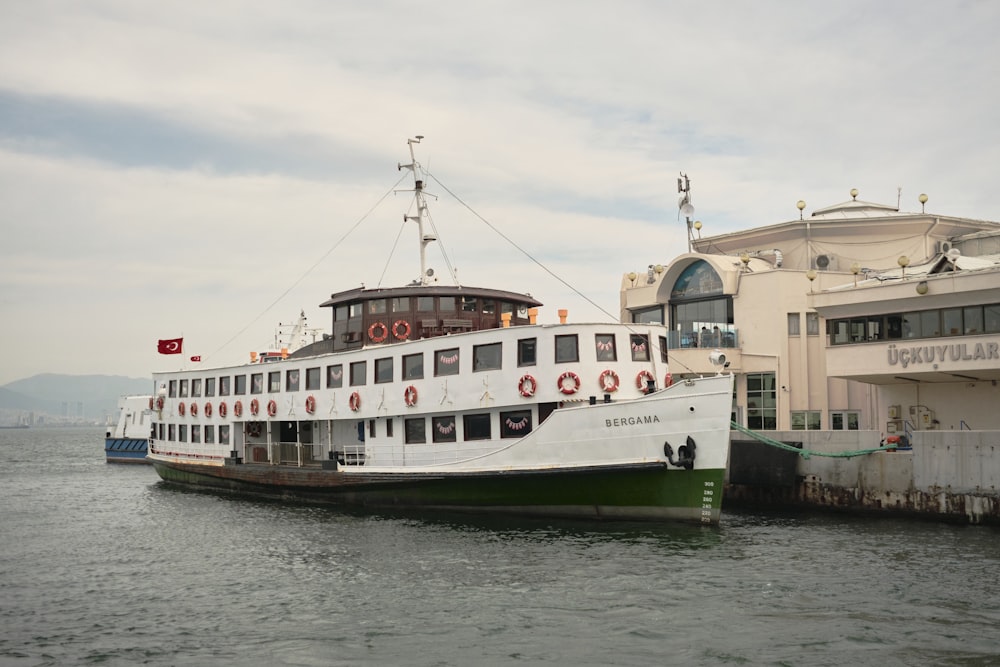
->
518 374 537 398
392 319 411 340
204 402 212 418
558 371 581 395
190 402 198 417
349 391 361 412
234 400 243 418
404 385 418 406
178 401 186 416
155 396 165 411
368 322 388 343
636 370 655 391
664 372 674 388
305 395 316 414
267 399 277 417
598 369 620 392
250 398 260 416
219 401 228 418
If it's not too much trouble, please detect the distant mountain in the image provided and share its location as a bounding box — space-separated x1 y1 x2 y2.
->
0 374 153 422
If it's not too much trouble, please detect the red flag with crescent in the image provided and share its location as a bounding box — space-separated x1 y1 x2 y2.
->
157 338 183 355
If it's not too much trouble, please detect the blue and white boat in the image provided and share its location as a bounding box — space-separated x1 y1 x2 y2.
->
105 395 153 463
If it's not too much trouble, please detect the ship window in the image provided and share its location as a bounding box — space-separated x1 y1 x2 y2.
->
168 423 176 441
595 334 617 362
518 338 537 366
219 376 230 396
473 343 502 371
334 305 348 321
555 335 578 363
219 425 230 446
169 380 177 398
286 369 300 391
251 373 263 394
403 353 424 380
461 296 477 312
305 367 320 390
234 375 247 395
205 425 215 444
501 302 513 315
464 414 491 440
630 334 650 362
432 416 457 443
405 418 426 444
375 358 393 383
417 296 435 311
659 336 669 363
266 371 279 392
191 379 202 398
327 364 343 388
191 425 201 443
349 303 362 318
386 419 394 438
482 300 496 315
178 424 187 442
439 296 456 312
500 410 532 439
205 378 215 397
391 297 410 312
350 361 367 386
368 419 375 438
179 380 189 398
434 348 460 376
369 299 387 314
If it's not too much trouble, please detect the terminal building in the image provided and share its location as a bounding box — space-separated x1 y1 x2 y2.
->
619 188 1000 522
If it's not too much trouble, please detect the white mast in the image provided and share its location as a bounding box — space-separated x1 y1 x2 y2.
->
398 135 437 286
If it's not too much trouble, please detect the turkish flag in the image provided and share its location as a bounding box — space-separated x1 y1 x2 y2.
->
157 338 183 355
190 355 201 362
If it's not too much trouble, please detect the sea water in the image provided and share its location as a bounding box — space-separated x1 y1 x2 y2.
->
1 427 998 666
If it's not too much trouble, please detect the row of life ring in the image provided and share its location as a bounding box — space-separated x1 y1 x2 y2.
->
367 320 412 343
514 369 673 398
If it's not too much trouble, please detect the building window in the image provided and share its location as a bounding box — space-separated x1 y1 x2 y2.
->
630 305 663 324
942 308 963 336
327 365 343 388
746 372 777 430
434 348 460 376
432 416 457 443
831 411 860 430
806 312 820 336
555 335 578 363
595 334 617 362
518 338 537 366
251 373 263 394
473 343 502 371
986 305 1000 333
464 414 492 440
403 353 424 380
787 313 800 336
405 418 426 444
286 369 300 392
500 410 532 438
350 361 367 386
630 334 650 362
305 367 320 391
791 411 821 430
375 358 393 383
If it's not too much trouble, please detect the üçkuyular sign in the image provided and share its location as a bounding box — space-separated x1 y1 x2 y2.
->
887 340 1000 368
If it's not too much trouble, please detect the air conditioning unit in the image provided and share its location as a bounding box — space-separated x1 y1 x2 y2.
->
811 254 838 270
935 241 952 254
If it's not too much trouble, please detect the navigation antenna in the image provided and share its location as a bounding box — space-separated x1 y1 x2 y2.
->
678 172 696 253
398 136 459 286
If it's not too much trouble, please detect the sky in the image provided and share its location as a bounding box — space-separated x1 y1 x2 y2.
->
1 1 999 385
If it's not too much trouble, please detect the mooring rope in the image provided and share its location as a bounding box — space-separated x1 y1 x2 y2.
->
730 421 893 459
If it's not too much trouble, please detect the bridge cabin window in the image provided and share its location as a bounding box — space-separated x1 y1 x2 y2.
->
461 296 477 312
417 296 435 312
439 296 456 312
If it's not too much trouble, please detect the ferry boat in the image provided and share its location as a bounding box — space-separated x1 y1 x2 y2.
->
147 138 735 523
105 395 153 463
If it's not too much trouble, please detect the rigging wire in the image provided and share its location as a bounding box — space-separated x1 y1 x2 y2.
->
206 172 410 361
377 213 411 289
